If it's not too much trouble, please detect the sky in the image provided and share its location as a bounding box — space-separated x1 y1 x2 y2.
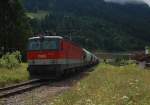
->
104 0 150 6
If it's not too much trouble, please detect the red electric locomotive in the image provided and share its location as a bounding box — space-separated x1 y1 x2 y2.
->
27 36 99 79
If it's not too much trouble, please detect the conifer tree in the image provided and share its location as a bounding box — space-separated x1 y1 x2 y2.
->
0 0 31 52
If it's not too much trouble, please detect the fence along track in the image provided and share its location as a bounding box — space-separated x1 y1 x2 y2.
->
0 79 47 98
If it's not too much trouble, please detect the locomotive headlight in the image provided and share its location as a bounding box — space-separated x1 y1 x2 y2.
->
32 60 35 64
28 60 35 65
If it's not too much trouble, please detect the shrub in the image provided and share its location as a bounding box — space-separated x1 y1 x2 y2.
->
0 51 22 69
112 56 130 66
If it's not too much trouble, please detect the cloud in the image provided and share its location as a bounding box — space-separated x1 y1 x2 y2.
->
104 0 150 6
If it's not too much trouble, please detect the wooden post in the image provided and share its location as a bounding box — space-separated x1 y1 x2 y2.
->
139 61 146 69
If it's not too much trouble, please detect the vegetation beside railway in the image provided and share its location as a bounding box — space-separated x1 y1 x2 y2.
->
0 51 22 69
0 52 29 88
50 63 150 105
0 63 28 88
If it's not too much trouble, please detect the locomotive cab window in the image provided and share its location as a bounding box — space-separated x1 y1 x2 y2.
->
28 38 60 51
42 39 59 50
28 39 40 51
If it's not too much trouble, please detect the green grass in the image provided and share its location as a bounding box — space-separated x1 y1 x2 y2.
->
0 63 29 87
50 64 150 105
26 10 49 20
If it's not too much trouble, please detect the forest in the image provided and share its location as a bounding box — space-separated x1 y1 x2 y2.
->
1 0 150 53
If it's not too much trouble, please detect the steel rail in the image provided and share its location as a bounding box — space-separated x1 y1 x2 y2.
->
0 79 47 98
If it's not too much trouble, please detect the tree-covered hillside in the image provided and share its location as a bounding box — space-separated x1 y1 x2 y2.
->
0 0 31 53
21 0 150 51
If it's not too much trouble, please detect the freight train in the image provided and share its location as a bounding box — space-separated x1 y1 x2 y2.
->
27 36 99 79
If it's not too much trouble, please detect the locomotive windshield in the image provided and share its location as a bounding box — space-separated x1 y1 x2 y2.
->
28 38 60 51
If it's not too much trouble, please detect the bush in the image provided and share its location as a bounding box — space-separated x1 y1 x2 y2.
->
0 63 29 87
0 51 22 69
112 56 130 66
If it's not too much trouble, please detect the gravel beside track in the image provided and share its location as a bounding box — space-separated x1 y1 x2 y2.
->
0 71 90 105
0 79 46 99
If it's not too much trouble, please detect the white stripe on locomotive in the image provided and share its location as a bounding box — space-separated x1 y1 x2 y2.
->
28 59 84 65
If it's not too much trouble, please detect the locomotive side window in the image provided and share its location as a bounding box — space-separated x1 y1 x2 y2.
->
28 38 60 51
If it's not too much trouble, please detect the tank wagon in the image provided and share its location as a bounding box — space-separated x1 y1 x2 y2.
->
27 36 99 79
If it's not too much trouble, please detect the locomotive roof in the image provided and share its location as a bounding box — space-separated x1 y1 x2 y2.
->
29 36 63 40
83 48 92 54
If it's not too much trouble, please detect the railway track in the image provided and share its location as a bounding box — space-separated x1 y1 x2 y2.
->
0 79 47 99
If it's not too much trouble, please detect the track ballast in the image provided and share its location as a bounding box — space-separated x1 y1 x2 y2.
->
0 79 47 98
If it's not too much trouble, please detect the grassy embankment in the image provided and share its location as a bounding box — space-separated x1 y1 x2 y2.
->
50 64 150 105
26 10 49 20
0 63 29 87
0 52 29 87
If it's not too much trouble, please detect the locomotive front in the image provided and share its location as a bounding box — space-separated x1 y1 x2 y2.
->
27 36 63 79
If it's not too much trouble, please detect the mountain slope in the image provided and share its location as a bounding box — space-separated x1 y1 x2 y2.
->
21 0 150 51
